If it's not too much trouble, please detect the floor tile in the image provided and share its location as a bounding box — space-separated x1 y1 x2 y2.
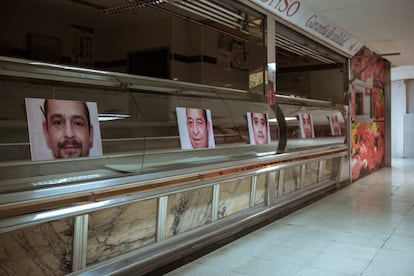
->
233 256 302 276
167 262 247 276
321 240 379 260
382 235 414 254
307 252 370 275
257 245 321 266
194 247 257 271
296 266 358 276
362 249 414 276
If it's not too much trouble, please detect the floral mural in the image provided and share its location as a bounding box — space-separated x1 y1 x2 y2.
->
351 47 386 181
373 87 384 120
351 122 385 180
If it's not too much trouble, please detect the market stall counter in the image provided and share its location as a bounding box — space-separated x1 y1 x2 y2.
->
0 57 346 275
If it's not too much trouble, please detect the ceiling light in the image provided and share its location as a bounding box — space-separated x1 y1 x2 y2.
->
99 114 131 121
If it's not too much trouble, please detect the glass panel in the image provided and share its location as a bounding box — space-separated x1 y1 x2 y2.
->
277 98 346 152
279 104 345 139
226 98 279 144
0 77 146 193
0 77 145 162
0 70 277 193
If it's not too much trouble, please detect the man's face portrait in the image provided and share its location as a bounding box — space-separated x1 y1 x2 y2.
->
301 113 314 138
186 108 210 149
43 99 93 158
251 112 268 144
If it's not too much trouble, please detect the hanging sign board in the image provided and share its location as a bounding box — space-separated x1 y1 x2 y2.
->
251 0 363 56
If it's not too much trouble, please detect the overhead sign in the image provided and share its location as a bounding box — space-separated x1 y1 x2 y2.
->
251 0 363 56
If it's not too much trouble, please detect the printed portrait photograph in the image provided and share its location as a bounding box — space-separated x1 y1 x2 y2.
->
330 113 342 136
25 98 103 161
176 107 215 149
298 112 315 139
247 112 271 145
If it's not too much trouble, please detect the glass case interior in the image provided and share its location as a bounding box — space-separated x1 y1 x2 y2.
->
0 57 345 194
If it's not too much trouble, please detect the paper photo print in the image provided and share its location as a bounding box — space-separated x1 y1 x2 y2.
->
176 107 215 149
247 112 271 145
298 112 315 138
329 113 342 136
25 98 103 161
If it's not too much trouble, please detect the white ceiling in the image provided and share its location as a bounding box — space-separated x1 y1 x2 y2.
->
305 0 414 80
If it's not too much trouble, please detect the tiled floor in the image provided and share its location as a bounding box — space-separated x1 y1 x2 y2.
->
166 158 414 275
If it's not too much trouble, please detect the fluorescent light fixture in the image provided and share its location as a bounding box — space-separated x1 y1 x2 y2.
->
268 116 297 123
99 114 131 122
285 116 298 121
256 151 276 157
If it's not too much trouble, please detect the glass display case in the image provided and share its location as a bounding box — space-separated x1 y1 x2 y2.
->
0 56 347 275
276 95 345 150
0 56 345 194
0 57 272 193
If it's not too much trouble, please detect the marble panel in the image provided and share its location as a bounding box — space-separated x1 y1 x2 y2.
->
87 198 157 265
0 218 74 275
255 173 267 205
282 166 300 195
302 161 319 188
269 171 280 200
166 186 213 237
320 157 341 182
218 177 252 219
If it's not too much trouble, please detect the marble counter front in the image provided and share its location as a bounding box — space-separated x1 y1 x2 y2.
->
218 177 252 219
166 186 213 237
0 218 73 275
87 198 157 265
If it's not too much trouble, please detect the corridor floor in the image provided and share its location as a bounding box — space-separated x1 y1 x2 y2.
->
166 158 414 275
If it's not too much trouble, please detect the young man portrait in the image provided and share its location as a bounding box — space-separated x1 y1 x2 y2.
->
299 112 315 139
247 112 270 145
25 98 102 160
330 113 342 136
